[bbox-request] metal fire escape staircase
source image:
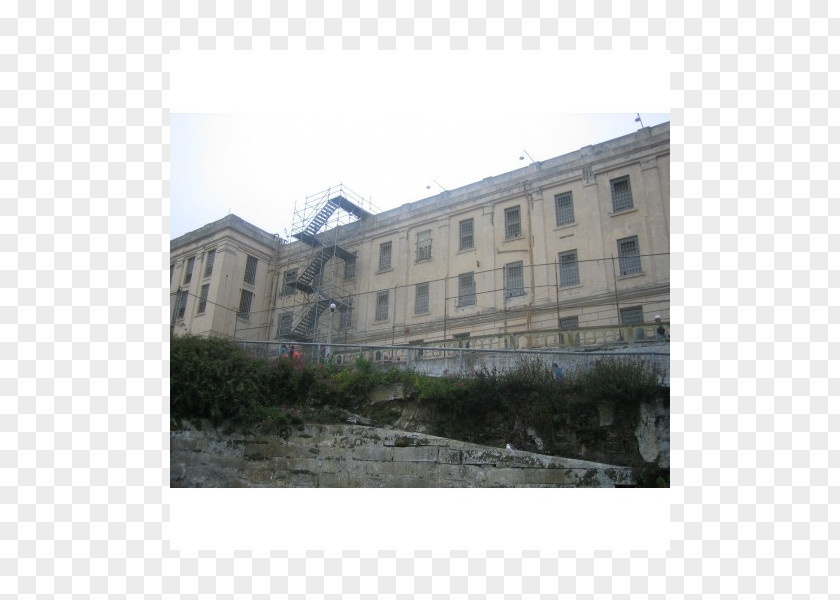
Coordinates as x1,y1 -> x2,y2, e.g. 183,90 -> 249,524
289,192 -> 371,339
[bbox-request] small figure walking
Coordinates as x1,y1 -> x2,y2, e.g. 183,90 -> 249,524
289,345 -> 300,360
280,344 -> 289,357
552,362 -> 563,382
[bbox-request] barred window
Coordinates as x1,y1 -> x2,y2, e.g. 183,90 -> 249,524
379,241 -> 392,271
415,282 -> 429,314
277,312 -> 293,337
505,206 -> 522,239
339,300 -> 353,329
558,250 -> 580,287
244,255 -> 258,284
416,230 -> 432,261
344,255 -> 356,279
505,261 -> 525,298
459,219 -> 474,251
203,249 -> 216,278
174,289 -> 188,319
237,289 -> 253,320
282,269 -> 298,295
554,192 -> 575,226
183,256 -> 195,285
197,284 -> 210,313
375,290 -> 389,321
617,236 -> 642,276
560,316 -> 579,330
620,305 -> 644,325
458,273 -> 476,307
611,175 -> 634,212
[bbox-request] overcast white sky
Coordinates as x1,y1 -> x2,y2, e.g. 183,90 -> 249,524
169,51 -> 670,240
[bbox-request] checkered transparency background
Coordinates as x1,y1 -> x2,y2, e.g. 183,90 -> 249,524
2,0 -> 837,598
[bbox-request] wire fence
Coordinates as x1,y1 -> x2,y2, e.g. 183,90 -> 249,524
236,340 -> 670,386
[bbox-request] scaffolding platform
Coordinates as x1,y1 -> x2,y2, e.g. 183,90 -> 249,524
280,185 -> 378,342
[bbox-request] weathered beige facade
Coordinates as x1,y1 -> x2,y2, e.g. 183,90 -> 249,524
171,122 -> 670,348
170,215 -> 281,341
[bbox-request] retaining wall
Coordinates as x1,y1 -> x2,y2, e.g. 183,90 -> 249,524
170,423 -> 635,488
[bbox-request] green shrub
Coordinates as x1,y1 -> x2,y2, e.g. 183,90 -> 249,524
565,358 -> 664,432
328,356 -> 382,406
568,358 -> 664,404
170,335 -> 272,424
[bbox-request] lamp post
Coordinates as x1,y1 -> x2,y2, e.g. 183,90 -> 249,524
326,302 -> 336,358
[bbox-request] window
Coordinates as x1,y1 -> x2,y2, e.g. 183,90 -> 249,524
339,300 -> 353,329
237,289 -> 254,320
170,264 -> 174,284
459,218 -> 474,251
416,230 -> 432,261
277,312 -> 293,337
375,290 -> 389,321
196,284 -> 209,313
174,289 -> 188,319
203,249 -> 216,278
244,255 -> 258,284
504,261 -> 525,298
505,206 -> 522,239
558,250 -> 580,287
620,306 -> 644,325
554,192 -> 575,226
415,282 -> 429,314
611,175 -> 634,212
452,332 -> 471,348
344,255 -> 356,279
458,273 -> 476,307
282,269 -> 298,295
183,256 -> 195,285
379,241 -> 392,271
560,316 -> 579,330
617,236 -> 642,276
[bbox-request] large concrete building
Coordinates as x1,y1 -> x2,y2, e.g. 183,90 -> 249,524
170,122 -> 670,350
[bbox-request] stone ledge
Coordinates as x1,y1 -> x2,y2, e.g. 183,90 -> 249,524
171,423 -> 636,487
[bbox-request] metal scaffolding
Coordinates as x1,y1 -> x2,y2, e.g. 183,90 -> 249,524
281,184 -> 376,342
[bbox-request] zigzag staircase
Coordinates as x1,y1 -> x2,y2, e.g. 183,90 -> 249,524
292,295 -> 351,338
288,191 -> 370,340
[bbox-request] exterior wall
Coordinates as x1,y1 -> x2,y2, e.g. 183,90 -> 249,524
171,123 -> 670,348
170,215 -> 280,340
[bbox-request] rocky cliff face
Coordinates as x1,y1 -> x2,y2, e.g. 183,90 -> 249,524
170,423 -> 636,488
362,387 -> 670,472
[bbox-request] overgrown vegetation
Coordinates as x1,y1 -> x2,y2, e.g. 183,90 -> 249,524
171,336 -> 668,485
170,336 -> 402,433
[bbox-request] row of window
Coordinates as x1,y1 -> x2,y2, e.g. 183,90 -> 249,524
371,260 -> 526,323
275,234 -> 642,326
174,250 -> 259,288
185,237 -> 641,325
552,306 -> 649,331
274,304 -> 646,339
369,208 -> 519,272
174,285 -> 253,321
394,176 -> 634,266
172,251 -> 260,321
276,176 -> 635,293
556,235 -> 643,287
178,249 -> 218,286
